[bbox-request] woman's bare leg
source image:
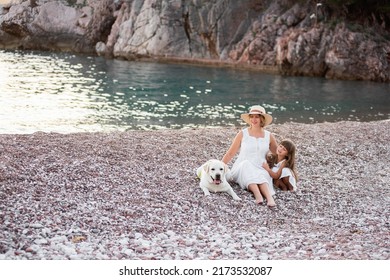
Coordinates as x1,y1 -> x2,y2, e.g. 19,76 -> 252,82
248,184 -> 263,204
259,183 -> 276,207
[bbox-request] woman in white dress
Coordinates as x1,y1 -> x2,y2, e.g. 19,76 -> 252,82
222,105 -> 277,207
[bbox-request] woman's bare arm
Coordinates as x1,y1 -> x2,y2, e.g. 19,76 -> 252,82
222,131 -> 243,164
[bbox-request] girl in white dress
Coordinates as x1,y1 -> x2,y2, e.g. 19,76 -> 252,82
222,105 -> 278,207
263,139 -> 297,191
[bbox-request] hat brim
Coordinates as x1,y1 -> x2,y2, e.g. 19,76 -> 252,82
241,112 -> 273,126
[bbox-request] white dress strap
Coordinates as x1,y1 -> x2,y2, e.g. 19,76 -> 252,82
264,130 -> 270,141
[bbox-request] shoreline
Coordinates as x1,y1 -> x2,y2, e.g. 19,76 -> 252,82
0,120 -> 389,260
124,54 -> 281,75
1,117 -> 390,135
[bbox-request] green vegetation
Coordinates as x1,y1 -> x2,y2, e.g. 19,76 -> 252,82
321,0 -> 390,19
309,0 -> 390,37
63,0 -> 86,8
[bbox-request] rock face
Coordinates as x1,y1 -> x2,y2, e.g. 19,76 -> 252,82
0,0 -> 115,52
1,0 -> 389,82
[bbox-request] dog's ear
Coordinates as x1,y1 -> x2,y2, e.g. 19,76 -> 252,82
203,161 -> 211,174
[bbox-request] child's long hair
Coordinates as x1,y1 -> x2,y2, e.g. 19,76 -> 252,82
280,139 -> 298,180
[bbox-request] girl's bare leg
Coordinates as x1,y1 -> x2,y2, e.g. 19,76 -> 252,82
282,177 -> 294,191
259,183 -> 276,207
248,184 -> 263,204
275,179 -> 288,191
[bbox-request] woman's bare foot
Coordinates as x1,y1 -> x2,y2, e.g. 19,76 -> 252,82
255,198 -> 264,204
249,184 -> 264,205
267,197 -> 276,208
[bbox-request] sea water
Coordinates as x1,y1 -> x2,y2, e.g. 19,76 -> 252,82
0,50 -> 389,133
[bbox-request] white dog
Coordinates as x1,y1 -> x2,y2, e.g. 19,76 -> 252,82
196,159 -> 241,200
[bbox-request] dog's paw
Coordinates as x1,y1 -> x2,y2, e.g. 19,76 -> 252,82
233,197 -> 242,201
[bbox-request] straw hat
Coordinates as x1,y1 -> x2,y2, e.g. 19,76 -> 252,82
240,105 -> 273,126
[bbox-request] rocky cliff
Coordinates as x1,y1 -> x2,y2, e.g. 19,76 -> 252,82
1,0 -> 389,82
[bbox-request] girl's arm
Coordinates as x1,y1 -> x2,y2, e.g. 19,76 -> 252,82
262,160 -> 286,179
222,131 -> 243,164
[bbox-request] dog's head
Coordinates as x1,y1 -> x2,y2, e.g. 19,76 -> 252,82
203,159 -> 228,185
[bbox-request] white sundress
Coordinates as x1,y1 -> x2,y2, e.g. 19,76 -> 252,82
228,128 -> 275,196
271,159 -> 297,191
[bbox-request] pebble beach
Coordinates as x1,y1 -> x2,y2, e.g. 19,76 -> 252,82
0,120 -> 389,260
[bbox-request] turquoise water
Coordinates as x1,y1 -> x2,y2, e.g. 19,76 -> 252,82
1,50 -> 389,133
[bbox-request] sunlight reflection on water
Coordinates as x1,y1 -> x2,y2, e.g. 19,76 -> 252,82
0,50 -> 389,133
